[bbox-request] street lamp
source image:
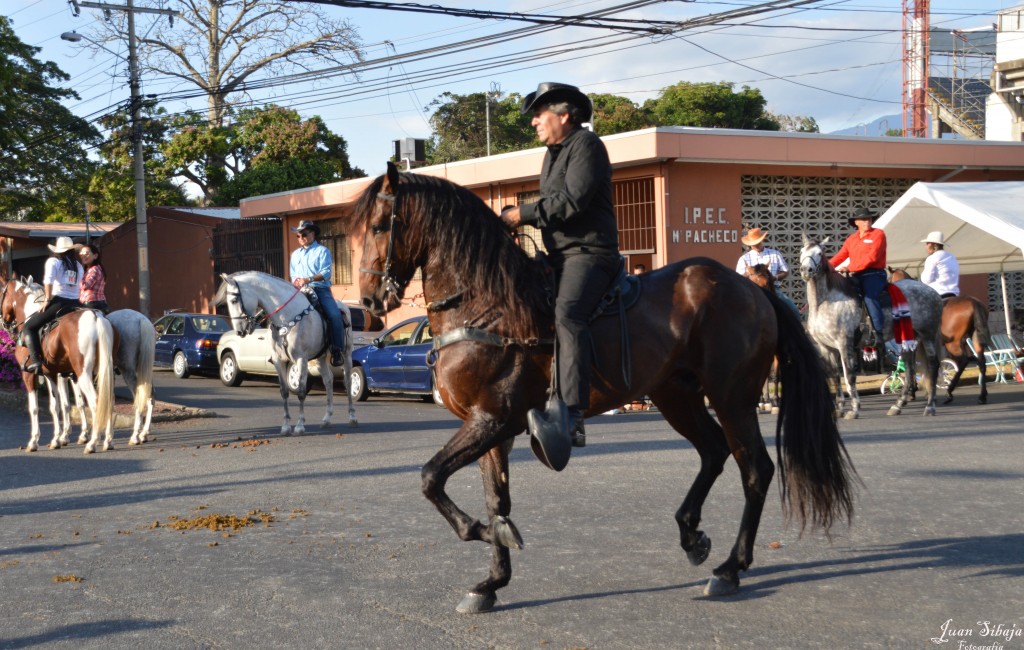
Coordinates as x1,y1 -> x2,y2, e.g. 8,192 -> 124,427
61,25 -> 152,316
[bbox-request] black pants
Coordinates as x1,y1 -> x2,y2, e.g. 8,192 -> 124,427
551,250 -> 621,412
23,297 -> 82,357
84,300 -> 110,314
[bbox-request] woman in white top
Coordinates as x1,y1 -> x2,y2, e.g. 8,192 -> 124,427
920,231 -> 960,299
21,236 -> 84,372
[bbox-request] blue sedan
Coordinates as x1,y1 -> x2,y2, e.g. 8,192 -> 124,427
349,316 -> 443,406
153,313 -> 232,379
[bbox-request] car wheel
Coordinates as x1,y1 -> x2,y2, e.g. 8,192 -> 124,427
219,352 -> 243,387
287,363 -> 317,394
173,351 -> 190,379
350,366 -> 369,402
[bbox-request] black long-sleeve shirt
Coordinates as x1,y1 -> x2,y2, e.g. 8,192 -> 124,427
518,127 -> 619,256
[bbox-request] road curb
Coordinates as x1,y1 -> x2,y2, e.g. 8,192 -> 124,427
0,387 -> 216,426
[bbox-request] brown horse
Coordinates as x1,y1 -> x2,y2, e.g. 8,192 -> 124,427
747,264 -> 781,414
355,162 -> 856,612
889,267 -> 991,404
1,276 -> 116,453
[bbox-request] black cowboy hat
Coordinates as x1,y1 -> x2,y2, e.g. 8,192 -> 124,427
520,82 -> 593,123
847,207 -> 879,227
290,219 -> 321,236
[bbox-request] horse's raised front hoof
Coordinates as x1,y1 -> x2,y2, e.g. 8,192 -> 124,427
687,531 -> 712,566
703,574 -> 739,597
456,591 -> 497,614
886,405 -> 902,416
491,516 -> 524,550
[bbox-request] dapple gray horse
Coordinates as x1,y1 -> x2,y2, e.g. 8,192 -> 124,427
800,234 -> 944,416
65,309 -> 156,447
215,271 -> 357,434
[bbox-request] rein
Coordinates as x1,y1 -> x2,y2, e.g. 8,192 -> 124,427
359,192 -> 406,305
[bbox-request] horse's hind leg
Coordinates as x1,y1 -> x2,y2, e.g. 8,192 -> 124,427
457,441 -> 517,614
648,389 -> 729,570
702,394 -> 775,596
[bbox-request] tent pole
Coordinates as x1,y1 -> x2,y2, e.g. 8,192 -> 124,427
1000,271 -> 1012,334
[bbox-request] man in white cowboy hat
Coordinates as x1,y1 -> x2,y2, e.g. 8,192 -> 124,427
920,230 -> 959,299
21,236 -> 84,373
289,219 -> 346,366
735,226 -> 799,315
499,82 -> 620,468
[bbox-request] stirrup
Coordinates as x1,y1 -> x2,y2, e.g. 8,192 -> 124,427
527,398 -> 571,471
22,358 -> 41,373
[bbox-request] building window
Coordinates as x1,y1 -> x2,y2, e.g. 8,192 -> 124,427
319,218 -> 352,285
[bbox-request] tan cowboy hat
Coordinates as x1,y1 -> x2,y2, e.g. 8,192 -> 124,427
741,227 -> 768,246
921,231 -> 946,246
520,82 -> 593,123
48,236 -> 78,254
847,206 -> 879,226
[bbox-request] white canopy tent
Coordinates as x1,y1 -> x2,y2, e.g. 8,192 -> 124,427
873,181 -> 1024,334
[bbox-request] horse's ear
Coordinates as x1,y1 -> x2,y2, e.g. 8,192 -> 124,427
385,161 -> 400,193
821,236 -> 831,245
801,231 -> 809,246
220,273 -> 230,282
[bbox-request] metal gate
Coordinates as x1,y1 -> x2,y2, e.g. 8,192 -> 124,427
212,217 -> 284,278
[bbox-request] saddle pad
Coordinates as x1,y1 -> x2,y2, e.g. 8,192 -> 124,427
590,273 -> 642,321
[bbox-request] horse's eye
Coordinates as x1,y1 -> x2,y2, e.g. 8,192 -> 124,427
371,223 -> 388,235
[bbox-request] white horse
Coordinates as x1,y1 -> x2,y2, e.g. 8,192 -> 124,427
1,277 -> 115,453
799,235 -> 864,420
801,234 -> 944,417
66,309 -> 156,446
215,271 -> 357,434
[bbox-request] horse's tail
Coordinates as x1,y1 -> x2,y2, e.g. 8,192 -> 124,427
134,315 -> 156,414
971,299 -> 993,351
92,314 -> 116,435
768,291 -> 857,535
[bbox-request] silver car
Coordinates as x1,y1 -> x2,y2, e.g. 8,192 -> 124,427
217,301 -> 386,390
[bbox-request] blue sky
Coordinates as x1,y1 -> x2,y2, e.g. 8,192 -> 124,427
7,0 -> 1018,179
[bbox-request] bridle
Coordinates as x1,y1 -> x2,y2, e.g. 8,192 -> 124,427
359,191 -> 408,305
223,280 -> 262,336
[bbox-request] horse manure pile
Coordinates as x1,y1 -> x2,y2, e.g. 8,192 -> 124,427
52,575 -> 83,583
158,509 -> 277,533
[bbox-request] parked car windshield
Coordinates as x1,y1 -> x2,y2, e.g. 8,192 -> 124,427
190,316 -> 231,333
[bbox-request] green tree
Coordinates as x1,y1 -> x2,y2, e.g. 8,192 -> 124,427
644,82 -> 781,130
590,93 -> 650,136
426,91 -> 534,164
209,105 -> 363,205
0,16 -> 99,220
83,99 -> 191,221
89,0 -> 363,199
774,114 -> 820,133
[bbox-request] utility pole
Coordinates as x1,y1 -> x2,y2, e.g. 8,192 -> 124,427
69,0 -> 178,316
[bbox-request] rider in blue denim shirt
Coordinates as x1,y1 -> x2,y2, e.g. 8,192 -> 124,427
289,220 -> 345,366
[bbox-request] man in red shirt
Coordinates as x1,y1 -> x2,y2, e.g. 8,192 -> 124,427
830,206 -> 888,347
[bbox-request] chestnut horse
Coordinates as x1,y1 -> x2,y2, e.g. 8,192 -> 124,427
1,276 -> 115,453
889,267 -> 991,404
355,162 -> 855,612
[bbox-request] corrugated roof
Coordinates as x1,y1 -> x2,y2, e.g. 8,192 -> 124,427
0,221 -> 121,239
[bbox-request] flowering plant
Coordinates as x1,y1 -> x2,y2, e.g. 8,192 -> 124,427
0,329 -> 24,390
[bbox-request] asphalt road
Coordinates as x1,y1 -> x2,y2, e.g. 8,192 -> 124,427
1,370 -> 1022,649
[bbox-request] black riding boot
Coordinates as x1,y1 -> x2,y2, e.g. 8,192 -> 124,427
874,331 -> 886,373
22,331 -> 42,373
330,347 -> 343,367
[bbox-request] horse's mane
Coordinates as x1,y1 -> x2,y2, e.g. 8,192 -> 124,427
212,271 -> 291,306
354,172 -> 551,335
747,264 -> 776,294
806,240 -> 860,299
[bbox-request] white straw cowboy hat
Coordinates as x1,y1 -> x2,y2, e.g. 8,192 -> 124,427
520,82 -> 593,123
47,236 -> 78,254
741,227 -> 769,246
921,231 -> 946,246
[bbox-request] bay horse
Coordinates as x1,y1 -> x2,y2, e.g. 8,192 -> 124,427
746,264 -> 780,414
1,276 -> 116,453
214,271 -> 356,434
801,236 -> 944,416
61,309 -> 157,447
889,267 -> 991,405
354,162 -> 855,611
